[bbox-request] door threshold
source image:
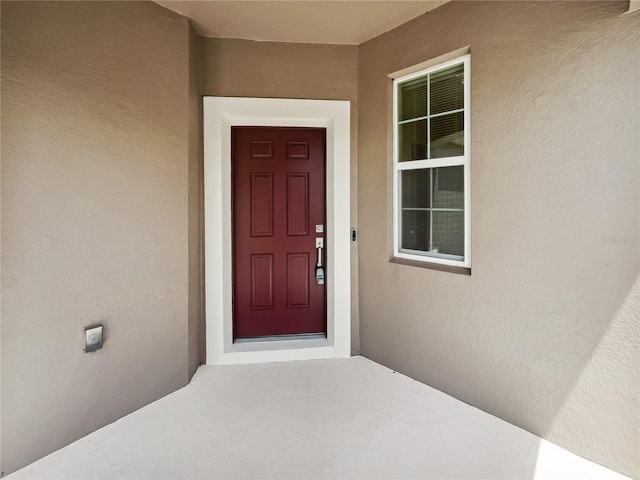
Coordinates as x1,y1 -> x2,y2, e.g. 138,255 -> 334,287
235,333 -> 326,344
222,334 -> 333,364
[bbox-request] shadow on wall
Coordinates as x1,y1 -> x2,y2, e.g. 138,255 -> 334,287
541,275 -> 640,475
471,6 -> 640,473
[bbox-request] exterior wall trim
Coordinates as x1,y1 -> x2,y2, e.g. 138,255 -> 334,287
203,97 -> 351,365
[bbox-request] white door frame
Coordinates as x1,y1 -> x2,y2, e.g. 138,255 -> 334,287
203,97 -> 351,365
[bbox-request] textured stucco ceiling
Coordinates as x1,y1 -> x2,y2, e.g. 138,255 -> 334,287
155,1 -> 449,45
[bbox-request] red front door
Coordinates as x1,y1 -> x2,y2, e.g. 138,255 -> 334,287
232,127 -> 326,339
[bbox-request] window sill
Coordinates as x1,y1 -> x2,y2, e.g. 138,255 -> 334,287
389,256 -> 471,276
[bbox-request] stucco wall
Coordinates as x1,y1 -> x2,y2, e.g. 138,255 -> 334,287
1,1 -> 201,475
188,24 -> 205,378
358,1 -> 639,477
202,38 -> 361,353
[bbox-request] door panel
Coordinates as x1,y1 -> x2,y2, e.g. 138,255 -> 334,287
286,173 -> 309,236
233,127 -> 326,338
287,253 -> 310,309
250,173 -> 274,237
250,254 -> 274,310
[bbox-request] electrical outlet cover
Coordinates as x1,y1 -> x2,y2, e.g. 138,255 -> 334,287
85,325 -> 103,352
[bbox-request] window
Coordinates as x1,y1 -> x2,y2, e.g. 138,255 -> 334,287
393,54 -> 470,268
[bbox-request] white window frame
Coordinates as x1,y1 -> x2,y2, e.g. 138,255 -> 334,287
392,54 -> 471,268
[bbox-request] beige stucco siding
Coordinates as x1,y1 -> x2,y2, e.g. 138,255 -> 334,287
188,24 -> 205,378
1,1 -> 201,475
358,1 -> 639,477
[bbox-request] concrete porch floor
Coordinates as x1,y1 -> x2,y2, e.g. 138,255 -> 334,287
7,357 -> 627,479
